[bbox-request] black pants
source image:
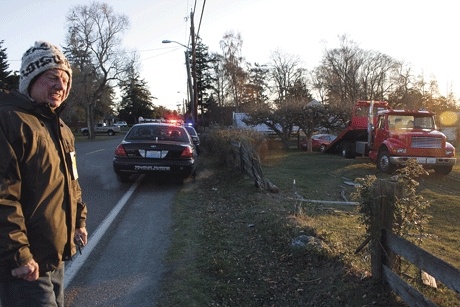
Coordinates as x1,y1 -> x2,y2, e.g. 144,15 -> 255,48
0,264 -> 64,307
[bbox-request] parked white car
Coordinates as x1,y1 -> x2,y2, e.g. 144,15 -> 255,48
114,121 -> 128,127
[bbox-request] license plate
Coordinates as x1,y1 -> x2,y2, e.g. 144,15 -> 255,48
145,150 -> 168,158
426,158 -> 436,164
146,150 -> 161,158
416,157 -> 426,163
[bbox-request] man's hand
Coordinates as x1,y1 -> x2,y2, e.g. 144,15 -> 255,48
75,227 -> 88,246
11,259 -> 39,281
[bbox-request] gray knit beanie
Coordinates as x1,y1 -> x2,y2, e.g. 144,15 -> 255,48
19,41 -> 72,100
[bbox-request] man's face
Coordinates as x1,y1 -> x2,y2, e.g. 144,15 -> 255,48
29,69 -> 70,109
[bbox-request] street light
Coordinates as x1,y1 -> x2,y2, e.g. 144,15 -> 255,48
161,39 -> 189,50
162,39 -> 197,126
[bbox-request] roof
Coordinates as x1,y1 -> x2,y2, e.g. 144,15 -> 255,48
133,122 -> 179,127
380,109 -> 434,116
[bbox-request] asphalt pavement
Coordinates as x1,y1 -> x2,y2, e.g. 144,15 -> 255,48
63,136 -> 176,306
65,175 -> 176,306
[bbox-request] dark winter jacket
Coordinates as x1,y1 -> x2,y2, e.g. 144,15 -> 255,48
0,90 -> 87,281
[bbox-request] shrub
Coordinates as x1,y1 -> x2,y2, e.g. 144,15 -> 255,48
352,159 -> 431,243
206,126 -> 268,165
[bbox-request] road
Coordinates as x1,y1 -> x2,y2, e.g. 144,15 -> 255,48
64,136 -> 178,306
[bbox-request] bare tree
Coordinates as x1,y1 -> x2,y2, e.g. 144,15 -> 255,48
387,64 -> 451,111
243,51 -> 313,150
313,34 -> 400,116
269,50 -> 306,105
220,31 -> 247,110
316,35 -> 364,110
240,62 -> 270,110
209,52 -> 228,107
310,66 -> 328,104
359,50 -> 399,99
65,2 -> 129,138
244,99 -> 302,150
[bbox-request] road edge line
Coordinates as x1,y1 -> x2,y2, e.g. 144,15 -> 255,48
64,174 -> 144,288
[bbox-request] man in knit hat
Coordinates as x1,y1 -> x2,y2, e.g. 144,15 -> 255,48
0,41 -> 88,306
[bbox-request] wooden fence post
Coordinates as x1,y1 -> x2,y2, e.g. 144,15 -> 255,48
370,180 -> 384,280
370,179 -> 403,280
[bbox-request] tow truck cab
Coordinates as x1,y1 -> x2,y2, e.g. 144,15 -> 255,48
369,109 -> 456,174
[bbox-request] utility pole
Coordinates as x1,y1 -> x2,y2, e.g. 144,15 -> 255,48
190,10 -> 198,127
161,39 -> 194,124
184,50 -> 194,122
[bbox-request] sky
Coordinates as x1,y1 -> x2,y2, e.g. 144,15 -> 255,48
2,0 -> 459,111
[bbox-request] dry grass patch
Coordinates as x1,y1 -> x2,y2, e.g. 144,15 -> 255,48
158,147 -> 459,306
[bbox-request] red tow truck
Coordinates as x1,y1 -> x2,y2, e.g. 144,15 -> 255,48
324,100 -> 457,175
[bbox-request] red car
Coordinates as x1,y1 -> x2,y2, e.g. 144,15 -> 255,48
300,134 -> 336,152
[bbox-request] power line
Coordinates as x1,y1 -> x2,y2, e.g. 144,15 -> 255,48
136,47 -> 177,53
141,48 -> 183,61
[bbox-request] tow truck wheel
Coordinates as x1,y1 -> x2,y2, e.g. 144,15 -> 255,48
341,142 -> 355,159
377,150 -> 396,174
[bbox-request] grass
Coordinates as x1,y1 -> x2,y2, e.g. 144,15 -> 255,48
157,146 -> 460,306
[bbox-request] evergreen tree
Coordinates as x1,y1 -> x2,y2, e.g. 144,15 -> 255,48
195,37 -> 214,118
118,66 -> 156,125
0,40 -> 9,81
0,40 -> 19,91
240,62 -> 270,110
